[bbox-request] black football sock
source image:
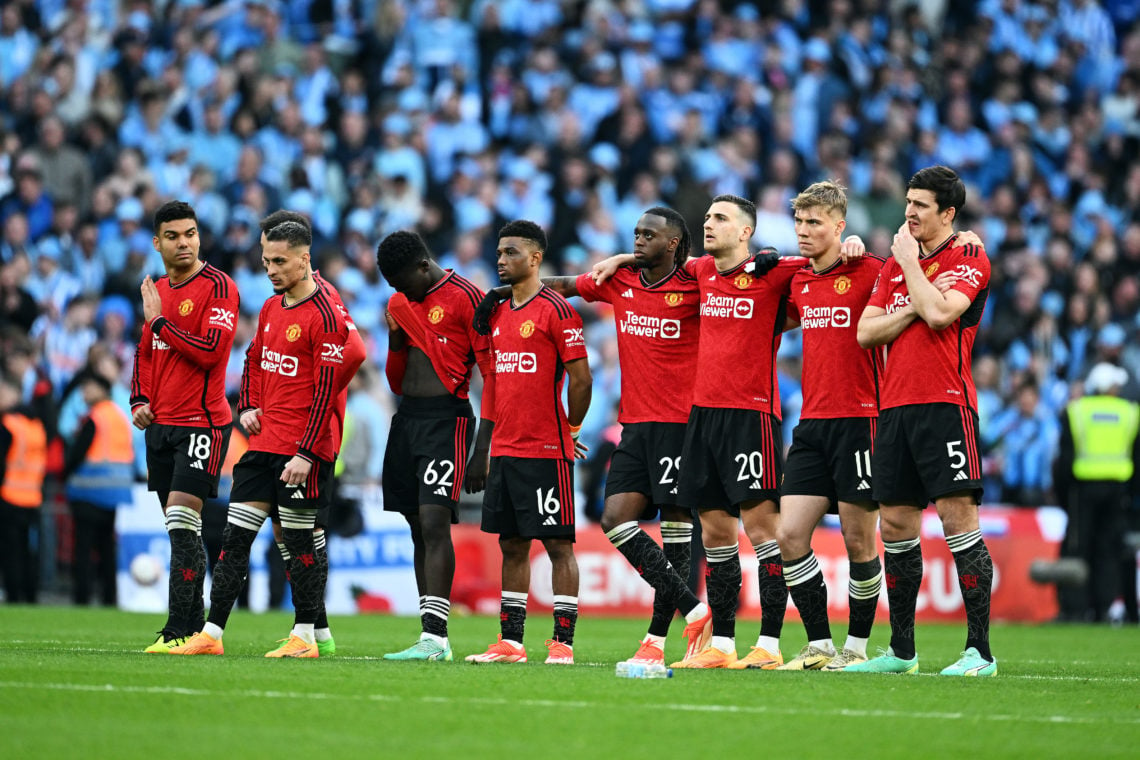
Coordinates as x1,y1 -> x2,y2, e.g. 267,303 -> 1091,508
606,522 -> 699,638
754,541 -> 787,640
847,557 -> 883,641
205,504 -> 266,629
500,591 -> 527,643
552,595 -> 578,645
704,543 -> 741,639
785,551 -> 831,644
884,538 -> 923,660
947,530 -> 994,661
165,506 -> 206,637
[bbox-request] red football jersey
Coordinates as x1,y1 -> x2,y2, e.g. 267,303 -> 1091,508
131,263 -> 239,428
385,270 -> 493,403
238,287 -> 349,462
686,254 -> 804,416
788,256 -> 885,419
866,235 -> 990,410
576,265 -> 700,424
488,287 -> 587,460
314,271 -> 367,456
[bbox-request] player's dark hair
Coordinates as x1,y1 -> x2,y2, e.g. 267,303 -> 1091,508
908,165 -> 966,216
710,194 -> 757,230
644,205 -> 691,268
259,209 -> 311,234
264,220 -> 311,249
498,219 -> 547,253
376,230 -> 430,279
152,200 -> 197,234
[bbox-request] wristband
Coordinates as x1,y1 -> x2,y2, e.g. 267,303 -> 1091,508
569,424 -> 582,441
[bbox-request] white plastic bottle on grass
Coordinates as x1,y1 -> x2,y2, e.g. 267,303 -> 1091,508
615,662 -> 673,678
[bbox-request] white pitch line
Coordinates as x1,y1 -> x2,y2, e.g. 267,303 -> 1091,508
0,680 -> 1136,726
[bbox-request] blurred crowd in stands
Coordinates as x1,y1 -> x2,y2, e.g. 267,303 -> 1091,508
1,0 -> 1139,552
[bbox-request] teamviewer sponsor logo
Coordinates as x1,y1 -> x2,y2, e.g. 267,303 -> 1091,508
700,293 -> 754,319
801,305 -> 851,328
495,350 -> 537,373
886,292 -> 911,314
619,313 -> 682,339
261,346 -> 299,376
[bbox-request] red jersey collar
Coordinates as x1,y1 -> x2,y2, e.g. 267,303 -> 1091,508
920,233 -> 958,260
639,264 -> 683,289
426,269 -> 455,296
168,260 -> 207,289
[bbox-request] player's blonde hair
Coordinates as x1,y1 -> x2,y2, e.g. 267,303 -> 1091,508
791,181 -> 848,219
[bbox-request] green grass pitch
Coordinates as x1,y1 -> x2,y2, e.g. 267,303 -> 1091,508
1,607 -> 1137,759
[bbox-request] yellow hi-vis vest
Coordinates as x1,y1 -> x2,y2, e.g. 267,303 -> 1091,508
1068,395 -> 1140,482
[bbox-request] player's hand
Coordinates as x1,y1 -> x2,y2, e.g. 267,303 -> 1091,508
131,403 -> 154,430
891,223 -> 920,266
281,455 -> 312,486
473,290 -> 507,336
570,425 -> 589,460
385,309 -> 408,351
464,450 -> 490,493
750,246 -> 780,274
140,276 -> 162,322
932,272 -> 958,294
839,235 -> 866,261
590,253 -> 632,285
239,407 -> 262,435
956,229 -> 983,248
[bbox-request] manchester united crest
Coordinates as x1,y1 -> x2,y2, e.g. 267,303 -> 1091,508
519,320 -> 535,338
285,323 -> 302,342
178,299 -> 194,316
834,275 -> 852,294
925,262 -> 940,278
665,292 -> 684,307
733,272 -> 753,289
428,305 -> 445,324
